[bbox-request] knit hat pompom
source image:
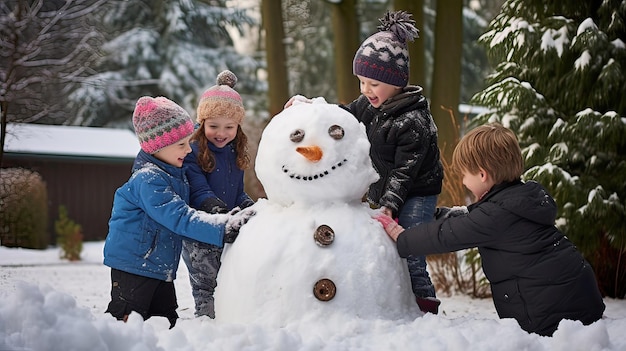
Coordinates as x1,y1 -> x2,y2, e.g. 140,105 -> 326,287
377,10 -> 419,44
197,70 -> 245,125
132,96 -> 194,154
216,70 -> 237,88
353,10 -> 419,87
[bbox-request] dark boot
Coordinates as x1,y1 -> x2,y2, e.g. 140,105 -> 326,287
416,296 -> 441,314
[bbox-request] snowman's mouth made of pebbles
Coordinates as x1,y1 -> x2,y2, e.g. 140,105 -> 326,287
281,158 -> 347,181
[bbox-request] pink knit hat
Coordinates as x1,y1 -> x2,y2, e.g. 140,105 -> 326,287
197,70 -> 245,124
132,96 -> 194,154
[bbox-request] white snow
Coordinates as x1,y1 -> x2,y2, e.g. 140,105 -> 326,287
549,142 -> 569,162
575,50 -> 592,70
577,18 -> 598,36
540,25 -> 570,57
2,102 -> 625,350
548,118 -> 566,138
5,123 -> 139,159
611,38 -> 625,49
1,242 -> 625,350
523,142 -> 541,160
488,18 -> 534,49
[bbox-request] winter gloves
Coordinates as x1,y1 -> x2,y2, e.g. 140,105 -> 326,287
374,212 -> 396,229
200,197 -> 229,214
239,198 -> 255,209
434,206 -> 468,220
224,206 -> 256,244
200,197 -> 256,244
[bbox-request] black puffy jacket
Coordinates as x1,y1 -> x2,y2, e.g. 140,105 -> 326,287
342,86 -> 443,216
396,180 -> 605,336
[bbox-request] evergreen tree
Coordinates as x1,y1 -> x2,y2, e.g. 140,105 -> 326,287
69,0 -> 262,128
472,0 -> 626,298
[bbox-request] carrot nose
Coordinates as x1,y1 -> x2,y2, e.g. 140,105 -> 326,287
296,145 -> 323,162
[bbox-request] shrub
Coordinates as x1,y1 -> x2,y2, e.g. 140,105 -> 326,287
55,205 -> 83,261
427,112 -> 491,298
0,168 -> 49,249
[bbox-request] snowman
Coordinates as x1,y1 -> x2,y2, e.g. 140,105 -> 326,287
214,99 -> 420,326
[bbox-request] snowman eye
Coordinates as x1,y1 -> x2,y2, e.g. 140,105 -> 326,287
328,125 -> 344,140
290,129 -> 305,143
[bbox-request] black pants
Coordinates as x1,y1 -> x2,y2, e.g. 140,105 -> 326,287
105,268 -> 179,329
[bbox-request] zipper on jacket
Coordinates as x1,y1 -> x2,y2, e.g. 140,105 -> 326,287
143,230 -> 158,259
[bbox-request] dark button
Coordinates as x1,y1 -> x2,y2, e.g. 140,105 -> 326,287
314,224 -> 335,247
313,278 -> 336,301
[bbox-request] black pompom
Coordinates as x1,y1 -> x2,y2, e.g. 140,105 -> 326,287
377,10 -> 419,44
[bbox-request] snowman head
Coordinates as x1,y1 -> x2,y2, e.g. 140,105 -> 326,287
255,101 -> 379,206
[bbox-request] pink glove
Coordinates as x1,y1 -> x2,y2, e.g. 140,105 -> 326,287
374,214 -> 395,229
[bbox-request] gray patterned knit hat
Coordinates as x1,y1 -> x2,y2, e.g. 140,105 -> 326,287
353,11 -> 419,87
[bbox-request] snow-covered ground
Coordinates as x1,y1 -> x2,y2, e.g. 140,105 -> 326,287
1,241 -> 625,351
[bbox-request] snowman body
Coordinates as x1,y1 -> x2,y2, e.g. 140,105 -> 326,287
214,101 -> 419,325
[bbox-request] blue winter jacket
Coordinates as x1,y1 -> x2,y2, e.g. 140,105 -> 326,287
184,141 -> 252,210
103,150 -> 225,282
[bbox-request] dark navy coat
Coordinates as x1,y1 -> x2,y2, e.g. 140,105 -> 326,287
184,141 -> 252,210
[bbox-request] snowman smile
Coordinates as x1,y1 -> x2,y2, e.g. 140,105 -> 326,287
281,158 -> 348,181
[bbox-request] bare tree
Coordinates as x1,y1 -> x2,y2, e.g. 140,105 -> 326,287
327,0 -> 360,104
262,0 -> 289,118
0,0 -> 105,166
429,0 -> 463,206
394,0 -> 426,94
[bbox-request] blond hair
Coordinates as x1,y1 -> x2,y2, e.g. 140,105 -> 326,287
452,122 -> 524,183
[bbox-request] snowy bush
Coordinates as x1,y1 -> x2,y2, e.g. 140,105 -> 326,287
0,168 -> 49,249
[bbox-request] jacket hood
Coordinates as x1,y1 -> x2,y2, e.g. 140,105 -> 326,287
480,180 -> 558,226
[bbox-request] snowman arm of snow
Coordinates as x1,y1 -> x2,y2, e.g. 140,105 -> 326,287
373,213 -> 405,242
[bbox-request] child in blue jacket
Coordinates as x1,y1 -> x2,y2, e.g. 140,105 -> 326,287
103,96 -> 251,328
182,70 -> 254,318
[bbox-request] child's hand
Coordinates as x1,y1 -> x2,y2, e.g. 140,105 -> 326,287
200,197 -> 228,214
380,206 -> 393,218
224,206 -> 256,243
284,95 -> 311,109
373,213 -> 405,242
374,213 -> 395,228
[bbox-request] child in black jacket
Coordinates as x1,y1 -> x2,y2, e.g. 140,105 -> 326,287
285,10 -> 444,314
375,122 -> 605,336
